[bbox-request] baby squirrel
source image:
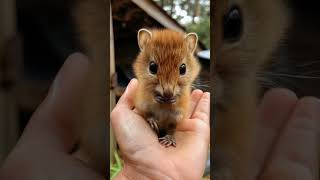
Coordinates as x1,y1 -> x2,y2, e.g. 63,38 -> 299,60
133,28 -> 201,147
213,0 -> 290,179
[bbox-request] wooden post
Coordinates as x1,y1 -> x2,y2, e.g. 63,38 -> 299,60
0,0 -> 19,163
109,4 -> 117,165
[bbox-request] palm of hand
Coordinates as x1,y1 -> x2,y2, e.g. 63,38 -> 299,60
111,80 -> 210,180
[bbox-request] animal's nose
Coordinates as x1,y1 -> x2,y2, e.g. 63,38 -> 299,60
154,87 -> 176,104
163,90 -> 174,99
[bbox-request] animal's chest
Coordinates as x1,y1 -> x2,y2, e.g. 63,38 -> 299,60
149,107 -> 182,123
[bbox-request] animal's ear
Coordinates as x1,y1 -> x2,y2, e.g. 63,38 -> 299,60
138,28 -> 152,51
185,32 -> 198,53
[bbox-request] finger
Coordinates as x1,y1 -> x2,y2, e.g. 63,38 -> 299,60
111,82 -> 159,153
260,97 -> 320,180
115,78 -> 138,110
191,92 -> 210,125
178,90 -> 203,130
187,89 -> 203,118
111,108 -> 159,153
254,88 -> 298,177
15,53 -> 91,152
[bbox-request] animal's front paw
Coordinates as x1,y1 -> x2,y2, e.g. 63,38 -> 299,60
147,117 -> 159,135
158,134 -> 176,147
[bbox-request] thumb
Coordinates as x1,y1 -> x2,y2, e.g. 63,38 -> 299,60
115,78 -> 139,110
18,53 -> 91,152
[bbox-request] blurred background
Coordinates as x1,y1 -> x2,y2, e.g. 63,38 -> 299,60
0,0 -> 82,165
153,0 -> 210,48
110,0 -> 210,179
1,0 -> 109,174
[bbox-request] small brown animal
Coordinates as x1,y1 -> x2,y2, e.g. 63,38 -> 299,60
133,28 -> 201,147
212,0 -> 290,179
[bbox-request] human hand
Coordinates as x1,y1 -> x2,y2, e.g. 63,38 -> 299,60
111,79 -> 210,180
0,53 -> 104,180
254,88 -> 320,180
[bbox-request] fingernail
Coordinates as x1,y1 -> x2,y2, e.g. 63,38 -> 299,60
263,88 -> 297,103
47,52 -> 90,99
124,78 -> 138,94
294,96 -> 320,124
192,89 -> 203,95
203,92 -> 210,99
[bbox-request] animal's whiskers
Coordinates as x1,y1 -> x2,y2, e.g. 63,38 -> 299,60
262,71 -> 320,79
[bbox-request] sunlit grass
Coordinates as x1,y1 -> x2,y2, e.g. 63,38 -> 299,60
110,151 -> 122,180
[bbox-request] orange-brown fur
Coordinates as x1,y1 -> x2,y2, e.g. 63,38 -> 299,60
133,29 -> 200,139
213,0 -> 290,179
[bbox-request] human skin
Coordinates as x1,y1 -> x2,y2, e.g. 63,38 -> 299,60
0,52 -> 318,180
0,53 -> 104,180
112,84 -> 320,180
111,79 -> 211,180
254,88 -> 320,180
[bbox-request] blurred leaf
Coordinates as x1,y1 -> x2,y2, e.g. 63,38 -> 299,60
186,16 -> 210,48
110,151 -> 123,180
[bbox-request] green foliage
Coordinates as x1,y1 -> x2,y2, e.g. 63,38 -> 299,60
110,151 -> 123,180
153,0 -> 210,49
186,16 -> 210,48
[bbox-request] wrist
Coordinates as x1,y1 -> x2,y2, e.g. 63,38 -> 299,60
114,165 -> 149,180
114,171 -> 129,180
114,163 -> 179,180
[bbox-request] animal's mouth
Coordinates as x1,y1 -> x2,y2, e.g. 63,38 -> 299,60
155,95 -> 176,104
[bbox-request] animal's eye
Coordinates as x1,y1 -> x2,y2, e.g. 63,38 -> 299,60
223,6 -> 242,42
149,61 -> 158,74
179,63 -> 186,75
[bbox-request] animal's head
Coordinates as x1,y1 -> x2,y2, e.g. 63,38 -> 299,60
133,28 -> 200,104
212,0 -> 290,106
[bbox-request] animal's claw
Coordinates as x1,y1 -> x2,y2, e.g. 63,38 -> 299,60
158,135 -> 176,147
147,118 -> 159,135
